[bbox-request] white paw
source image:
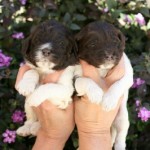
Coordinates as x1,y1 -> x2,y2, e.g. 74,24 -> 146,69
16,124 -> 31,137
87,84 -> 104,104
30,122 -> 41,136
101,92 -> 119,111
75,78 -> 86,96
27,85 -> 48,106
17,80 -> 37,96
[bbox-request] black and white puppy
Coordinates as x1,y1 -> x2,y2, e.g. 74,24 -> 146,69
16,20 -> 78,136
74,21 -> 133,150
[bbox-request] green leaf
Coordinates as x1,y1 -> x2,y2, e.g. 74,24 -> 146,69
63,13 -> 71,23
74,14 -> 86,21
140,7 -> 150,17
106,0 -> 117,10
70,23 -> 80,30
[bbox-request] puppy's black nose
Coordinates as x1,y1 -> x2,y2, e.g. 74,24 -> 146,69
42,48 -> 51,56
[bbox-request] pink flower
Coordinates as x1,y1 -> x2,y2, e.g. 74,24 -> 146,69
132,78 -> 145,88
124,15 -> 132,24
2,129 -> 16,143
11,110 -> 25,123
135,13 -> 146,26
19,0 -> 27,5
19,61 -> 25,67
12,32 -> 24,39
138,107 -> 150,122
0,50 -> 12,67
135,100 -> 140,107
102,7 -> 109,13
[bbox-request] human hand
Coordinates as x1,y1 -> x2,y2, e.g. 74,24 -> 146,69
101,55 -> 125,111
74,59 -> 124,150
32,101 -> 74,150
15,66 -> 75,150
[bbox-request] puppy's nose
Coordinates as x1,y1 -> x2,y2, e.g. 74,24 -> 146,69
106,55 -> 114,61
42,48 -> 51,56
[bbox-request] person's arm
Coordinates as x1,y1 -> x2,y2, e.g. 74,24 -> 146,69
15,66 -> 75,150
74,58 -> 125,150
32,101 -> 74,150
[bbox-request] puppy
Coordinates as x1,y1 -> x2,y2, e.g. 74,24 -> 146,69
74,21 -> 133,150
15,20 -> 78,136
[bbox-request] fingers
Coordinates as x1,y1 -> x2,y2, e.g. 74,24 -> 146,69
105,55 -> 125,86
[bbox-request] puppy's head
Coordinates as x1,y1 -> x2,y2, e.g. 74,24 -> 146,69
76,21 -> 125,69
22,20 -> 78,71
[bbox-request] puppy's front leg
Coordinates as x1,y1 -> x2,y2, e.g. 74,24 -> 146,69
16,69 -> 39,96
27,66 -> 75,109
101,54 -> 133,111
75,77 -> 104,104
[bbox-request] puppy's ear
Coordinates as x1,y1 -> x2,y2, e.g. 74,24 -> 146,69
118,31 -> 125,51
66,35 -> 78,65
75,28 -> 86,41
21,25 -> 38,56
21,36 -> 31,56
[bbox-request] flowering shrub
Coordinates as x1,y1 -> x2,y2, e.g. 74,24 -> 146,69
0,0 -> 150,149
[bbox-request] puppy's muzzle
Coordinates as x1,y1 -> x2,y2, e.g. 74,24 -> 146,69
42,48 -> 51,57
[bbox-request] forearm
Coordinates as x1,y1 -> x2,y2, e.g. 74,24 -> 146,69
78,132 -> 112,150
32,129 -> 66,150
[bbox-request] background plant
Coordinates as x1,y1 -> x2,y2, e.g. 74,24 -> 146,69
0,0 -> 150,149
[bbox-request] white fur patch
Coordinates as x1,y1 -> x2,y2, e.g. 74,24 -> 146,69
38,43 -> 52,50
16,70 -> 39,96
75,77 -> 104,104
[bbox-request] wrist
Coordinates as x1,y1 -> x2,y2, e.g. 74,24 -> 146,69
32,130 -> 65,150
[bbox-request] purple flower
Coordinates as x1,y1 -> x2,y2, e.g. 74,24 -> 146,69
0,50 -> 12,67
12,32 -> 24,39
11,110 -> 25,123
102,7 -> 109,13
135,100 -> 141,107
2,129 -> 16,143
135,13 -> 146,26
19,61 -> 25,67
132,78 -> 145,88
19,0 -> 27,5
124,15 -> 132,24
138,107 -> 150,122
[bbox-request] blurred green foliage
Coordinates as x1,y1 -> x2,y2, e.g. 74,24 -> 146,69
0,0 -> 150,149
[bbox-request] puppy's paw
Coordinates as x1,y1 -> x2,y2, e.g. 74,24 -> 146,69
17,80 -> 37,96
27,85 -> 48,106
16,125 -> 31,137
75,78 -> 86,96
87,84 -> 104,104
101,91 -> 119,111
30,122 -> 41,136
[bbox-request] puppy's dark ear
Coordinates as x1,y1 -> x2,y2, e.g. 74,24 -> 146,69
21,25 -> 38,56
66,36 -> 78,64
21,36 -> 31,56
75,28 -> 86,41
118,31 -> 125,50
